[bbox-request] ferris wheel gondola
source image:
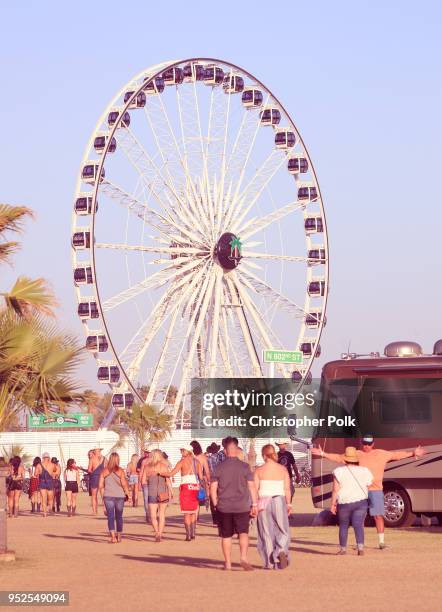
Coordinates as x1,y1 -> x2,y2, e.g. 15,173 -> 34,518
71,58 -> 329,426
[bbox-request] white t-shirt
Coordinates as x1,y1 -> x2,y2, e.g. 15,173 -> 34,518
333,465 -> 373,504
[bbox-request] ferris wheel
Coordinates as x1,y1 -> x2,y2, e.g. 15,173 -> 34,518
71,58 -> 329,425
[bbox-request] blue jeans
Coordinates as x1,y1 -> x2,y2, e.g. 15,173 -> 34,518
141,484 -> 149,520
103,496 -> 124,533
337,499 -> 368,547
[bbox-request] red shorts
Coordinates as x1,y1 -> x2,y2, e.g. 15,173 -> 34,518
179,483 -> 199,513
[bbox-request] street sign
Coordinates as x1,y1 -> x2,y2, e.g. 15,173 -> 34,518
28,413 -> 94,429
263,349 -> 303,364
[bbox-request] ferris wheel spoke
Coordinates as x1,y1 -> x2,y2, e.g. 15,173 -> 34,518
241,252 -> 307,263
102,258 -> 204,311
145,306 -> 181,405
124,290 -> 175,379
143,95 -> 187,195
99,180 -> 180,237
115,126 -> 170,196
172,268 -> 217,416
163,181 -> 211,240
229,151 -> 288,233
176,82 -> 205,182
126,262 -> 210,383
238,200 -> 305,240
207,267 -> 224,377
217,330 -> 234,377
156,264 -> 215,413
238,268 -> 308,318
223,92 -> 271,219
95,242 -> 208,256
116,125 -> 194,227
224,276 -> 262,376
231,272 -> 288,377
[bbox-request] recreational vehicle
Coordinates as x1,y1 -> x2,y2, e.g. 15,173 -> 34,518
311,340 -> 442,527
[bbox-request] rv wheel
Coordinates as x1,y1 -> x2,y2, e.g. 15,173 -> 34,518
383,486 -> 415,528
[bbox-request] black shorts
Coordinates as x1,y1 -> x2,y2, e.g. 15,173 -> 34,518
217,511 -> 250,538
65,482 -> 79,493
9,480 -> 23,492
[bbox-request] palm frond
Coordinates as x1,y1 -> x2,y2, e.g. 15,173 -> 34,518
2,276 -> 58,318
0,205 -> 34,235
0,242 -> 20,265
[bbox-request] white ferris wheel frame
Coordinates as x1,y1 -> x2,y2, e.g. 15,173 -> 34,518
71,57 -> 330,425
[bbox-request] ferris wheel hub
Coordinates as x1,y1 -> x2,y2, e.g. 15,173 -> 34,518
215,232 -> 242,270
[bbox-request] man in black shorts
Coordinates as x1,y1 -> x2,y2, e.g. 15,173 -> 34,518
210,437 -> 258,571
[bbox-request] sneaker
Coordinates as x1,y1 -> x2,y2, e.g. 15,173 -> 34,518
358,549 -> 364,556
379,542 -> 387,550
336,549 -> 346,555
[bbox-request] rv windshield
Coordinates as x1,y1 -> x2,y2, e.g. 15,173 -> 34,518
317,377 -> 442,437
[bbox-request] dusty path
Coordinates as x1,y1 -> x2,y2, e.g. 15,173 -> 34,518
1,490 -> 441,611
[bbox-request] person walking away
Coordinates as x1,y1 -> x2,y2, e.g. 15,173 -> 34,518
330,446 -> 373,555
159,446 -> 202,541
312,435 -> 426,549
138,451 -> 151,523
144,449 -> 173,542
206,443 -> 222,525
51,458 -> 62,513
210,437 -> 258,571
126,454 -> 139,507
254,444 -> 292,569
99,452 -> 130,543
276,441 -> 301,501
65,459 -> 80,516
7,456 -> 24,518
40,453 -> 56,517
190,440 -> 211,523
29,456 -> 42,513
88,448 -> 106,515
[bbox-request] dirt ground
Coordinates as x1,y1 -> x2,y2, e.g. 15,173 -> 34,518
1,489 -> 441,612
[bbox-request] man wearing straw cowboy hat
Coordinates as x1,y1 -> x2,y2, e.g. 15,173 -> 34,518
329,446 -> 373,555
312,435 -> 426,549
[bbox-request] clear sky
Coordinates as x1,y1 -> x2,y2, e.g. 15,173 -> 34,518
1,0 -> 441,390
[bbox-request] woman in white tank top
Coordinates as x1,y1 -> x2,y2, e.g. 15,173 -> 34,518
253,444 -> 292,569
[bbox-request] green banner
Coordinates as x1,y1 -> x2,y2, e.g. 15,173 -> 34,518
28,413 -> 94,429
263,349 -> 303,364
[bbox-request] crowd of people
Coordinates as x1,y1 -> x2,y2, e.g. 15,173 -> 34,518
4,435 -> 424,569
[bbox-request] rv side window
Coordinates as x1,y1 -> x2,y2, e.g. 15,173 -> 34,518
379,393 -> 431,423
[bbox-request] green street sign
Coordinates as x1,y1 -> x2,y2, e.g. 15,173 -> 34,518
263,349 -> 303,364
28,413 -> 94,429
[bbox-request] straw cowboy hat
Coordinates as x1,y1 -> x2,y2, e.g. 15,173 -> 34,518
343,446 -> 359,463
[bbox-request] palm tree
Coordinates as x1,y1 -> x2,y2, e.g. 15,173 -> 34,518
1,444 -> 32,465
0,204 -> 33,265
0,203 -> 85,431
119,403 -> 173,453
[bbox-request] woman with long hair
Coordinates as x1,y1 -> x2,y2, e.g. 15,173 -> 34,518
159,447 -> 203,541
7,456 -> 24,518
29,456 -> 42,513
144,449 -> 173,542
65,458 -> 80,517
254,444 -> 292,570
98,452 -> 130,543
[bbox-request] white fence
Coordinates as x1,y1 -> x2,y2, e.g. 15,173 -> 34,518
0,430 -> 309,476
